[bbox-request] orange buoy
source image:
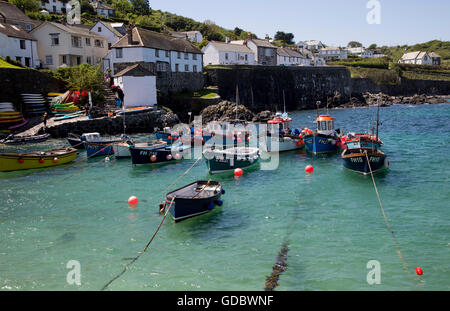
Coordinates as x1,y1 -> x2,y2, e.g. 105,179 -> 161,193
150,155 -> 157,162
234,168 -> 243,176
305,165 -> 314,174
128,196 -> 138,205
416,267 -> 423,276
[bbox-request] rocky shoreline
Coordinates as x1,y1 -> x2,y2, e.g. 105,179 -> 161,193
339,93 -> 449,109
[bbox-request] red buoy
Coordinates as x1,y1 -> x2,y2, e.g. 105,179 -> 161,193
39,158 -> 45,164
100,148 -> 105,153
128,196 -> 138,205
305,165 -> 314,174
234,168 -> 243,177
18,158 -> 24,164
416,267 -> 423,276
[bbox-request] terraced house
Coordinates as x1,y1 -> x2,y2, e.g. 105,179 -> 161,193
0,22 -> 39,68
30,21 -> 108,69
107,26 -> 203,75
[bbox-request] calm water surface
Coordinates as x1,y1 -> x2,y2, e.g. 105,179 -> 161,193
0,104 -> 449,291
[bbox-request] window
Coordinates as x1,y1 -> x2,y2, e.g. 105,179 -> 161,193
184,52 -> 188,60
108,43 -> 111,50
175,64 -> 179,72
19,40 -> 26,50
71,36 -> 82,48
165,50 -> 169,57
245,54 -> 248,61
50,34 -> 59,46
26,24 -> 31,31
25,57 -> 30,67
185,64 -> 189,71
177,51 -> 181,59
16,56 -> 22,63
94,39 -> 103,47
76,56 -> 81,65
62,55 -> 67,64
193,54 -> 197,60
155,49 -> 159,57
98,27 -> 101,32
87,56 -> 92,65
225,53 -> 229,60
45,55 -> 53,65
193,65 -> 197,72
116,48 -> 123,58
85,38 -> 91,46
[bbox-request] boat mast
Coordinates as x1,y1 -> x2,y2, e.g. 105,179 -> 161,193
235,84 -> 239,122
283,90 -> 286,114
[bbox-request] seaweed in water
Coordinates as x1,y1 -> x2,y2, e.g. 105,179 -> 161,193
264,242 -> 289,291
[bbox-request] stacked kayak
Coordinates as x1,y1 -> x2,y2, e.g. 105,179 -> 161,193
0,103 -> 28,130
21,94 -> 47,116
50,91 -> 80,114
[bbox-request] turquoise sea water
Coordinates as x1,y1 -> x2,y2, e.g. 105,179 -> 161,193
0,103 -> 449,291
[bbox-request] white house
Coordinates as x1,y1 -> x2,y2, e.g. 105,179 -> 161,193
40,0 -> 67,14
90,20 -> 123,50
304,40 -> 324,51
106,26 -> 203,75
30,21 -> 109,69
0,22 -> 39,67
170,30 -> 203,43
276,47 -> 310,66
113,63 -> 157,107
312,55 -> 326,66
398,51 -> 433,65
231,36 -> 277,66
90,1 -> 115,17
202,41 -> 255,66
0,0 -> 40,31
319,46 -> 347,61
347,47 -> 373,58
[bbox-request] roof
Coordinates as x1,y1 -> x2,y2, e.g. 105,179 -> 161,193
316,115 -> 336,121
277,47 -> 305,58
91,20 -> 123,38
112,27 -> 203,54
429,52 -> 441,58
114,63 -> 155,77
320,46 -> 341,51
91,2 -> 114,10
171,30 -> 201,37
0,0 -> 34,23
207,41 -> 253,53
30,21 -> 108,39
250,38 -> 277,49
400,51 -> 429,61
0,22 -> 35,40
305,40 -> 323,46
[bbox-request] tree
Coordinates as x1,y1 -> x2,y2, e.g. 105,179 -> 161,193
234,27 -> 243,37
80,0 -> 96,15
368,44 -> 377,50
348,41 -> 363,48
112,0 -> 133,14
274,31 -> 294,45
130,0 -> 150,15
9,0 -> 40,12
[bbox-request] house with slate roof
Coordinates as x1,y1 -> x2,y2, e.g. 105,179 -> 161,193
202,41 -> 255,66
0,22 -> 39,67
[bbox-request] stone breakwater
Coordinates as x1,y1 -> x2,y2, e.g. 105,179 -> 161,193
340,93 -> 449,109
37,110 -> 179,138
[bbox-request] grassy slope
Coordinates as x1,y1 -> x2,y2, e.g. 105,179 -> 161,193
0,58 -> 23,69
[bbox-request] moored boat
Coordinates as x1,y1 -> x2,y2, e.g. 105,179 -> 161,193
129,142 -> 187,165
203,146 -> 260,174
342,148 -> 389,175
164,180 -> 224,222
262,112 -> 304,152
303,115 -> 340,154
81,133 -> 129,157
0,148 -> 78,172
1,133 -> 51,145
113,140 -> 167,158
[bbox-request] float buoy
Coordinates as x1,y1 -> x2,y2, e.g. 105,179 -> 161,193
18,158 -> 24,164
39,158 -> 45,164
166,154 -> 173,161
416,267 -> 423,276
234,168 -> 243,176
128,196 -> 138,205
100,148 -> 105,153
305,165 -> 314,174
53,157 -> 59,163
150,155 -> 157,162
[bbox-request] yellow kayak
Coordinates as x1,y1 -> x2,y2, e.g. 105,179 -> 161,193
0,112 -> 20,116
48,93 -> 63,96
0,148 -> 78,172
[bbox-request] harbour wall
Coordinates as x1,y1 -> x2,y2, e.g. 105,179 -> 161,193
203,65 -> 450,112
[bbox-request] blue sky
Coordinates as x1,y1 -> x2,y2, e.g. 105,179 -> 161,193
149,0 -> 449,47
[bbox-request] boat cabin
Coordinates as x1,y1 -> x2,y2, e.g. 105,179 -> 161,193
315,115 -> 336,135
81,133 -> 102,142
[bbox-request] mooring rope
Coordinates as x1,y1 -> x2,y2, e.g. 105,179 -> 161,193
101,196 -> 176,291
364,151 -> 415,284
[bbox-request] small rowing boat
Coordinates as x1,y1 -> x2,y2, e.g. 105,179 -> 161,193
1,133 -> 50,145
0,148 -> 77,172
203,146 -> 260,174
164,180 -> 224,222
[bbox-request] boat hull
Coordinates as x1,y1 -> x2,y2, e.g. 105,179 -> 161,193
304,135 -> 338,154
84,142 -> 117,157
262,136 -> 304,152
342,150 -> 389,175
0,148 -> 77,172
129,146 -> 184,165
166,181 -> 223,222
3,133 -> 50,145
204,148 -> 260,174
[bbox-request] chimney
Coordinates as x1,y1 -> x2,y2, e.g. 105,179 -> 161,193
225,37 -> 230,44
127,22 -> 135,45
265,34 -> 270,41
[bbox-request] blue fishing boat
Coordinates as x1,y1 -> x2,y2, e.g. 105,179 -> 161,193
302,115 -> 339,154
129,142 -> 188,165
82,133 -> 129,158
203,146 -> 260,174
164,180 -> 224,222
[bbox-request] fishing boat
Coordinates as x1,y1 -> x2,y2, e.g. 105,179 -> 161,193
129,142 -> 187,165
1,133 -> 51,145
66,133 -> 87,149
113,140 -> 167,158
302,115 -> 340,154
164,180 -> 224,222
262,112 -> 304,152
116,106 -> 154,115
0,148 -> 77,172
203,146 -> 260,174
341,102 -> 389,175
82,133 -> 129,158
